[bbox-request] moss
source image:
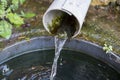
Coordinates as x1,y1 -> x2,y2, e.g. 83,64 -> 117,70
48,14 -> 64,34
80,16 -> 120,54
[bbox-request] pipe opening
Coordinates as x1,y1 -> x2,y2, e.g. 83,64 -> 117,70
43,10 -> 80,38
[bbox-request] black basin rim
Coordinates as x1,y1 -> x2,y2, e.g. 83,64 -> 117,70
0,36 -> 120,73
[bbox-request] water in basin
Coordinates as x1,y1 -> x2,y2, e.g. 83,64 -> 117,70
0,50 -> 119,80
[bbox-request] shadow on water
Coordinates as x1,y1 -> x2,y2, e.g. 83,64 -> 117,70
0,50 -> 119,80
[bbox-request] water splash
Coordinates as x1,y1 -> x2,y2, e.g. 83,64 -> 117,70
50,36 -> 67,80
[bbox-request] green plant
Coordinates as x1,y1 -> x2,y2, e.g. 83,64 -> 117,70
103,43 -> 113,53
0,0 -> 35,39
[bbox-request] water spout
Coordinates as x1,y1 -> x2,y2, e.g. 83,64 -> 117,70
43,0 -> 91,38
43,0 -> 91,80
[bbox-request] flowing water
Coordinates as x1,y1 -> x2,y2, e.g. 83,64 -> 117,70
49,13 -> 77,80
50,37 -> 67,80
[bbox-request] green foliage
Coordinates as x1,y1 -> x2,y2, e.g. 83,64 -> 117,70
0,0 -> 36,39
7,13 -> 24,27
103,44 -> 113,53
21,11 -> 36,18
0,0 -> 7,18
0,21 -> 12,39
19,0 -> 26,5
11,0 -> 19,10
11,0 -> 25,10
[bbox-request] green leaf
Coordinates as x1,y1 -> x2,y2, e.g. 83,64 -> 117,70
11,0 -> 19,10
0,2 -> 5,18
7,13 -> 24,27
0,21 -> 12,39
103,44 -> 113,54
19,0 -> 26,5
22,12 -> 36,18
6,7 -> 12,13
11,0 -> 26,10
0,9 -> 4,18
1,0 -> 7,8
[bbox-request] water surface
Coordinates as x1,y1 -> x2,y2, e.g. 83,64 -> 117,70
0,50 -> 119,80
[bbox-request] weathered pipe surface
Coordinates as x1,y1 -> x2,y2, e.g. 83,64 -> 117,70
0,36 -> 119,73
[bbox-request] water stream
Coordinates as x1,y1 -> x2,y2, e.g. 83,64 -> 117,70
49,12 -> 77,80
50,36 -> 67,80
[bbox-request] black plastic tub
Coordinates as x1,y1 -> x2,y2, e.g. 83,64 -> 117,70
0,36 -> 120,79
